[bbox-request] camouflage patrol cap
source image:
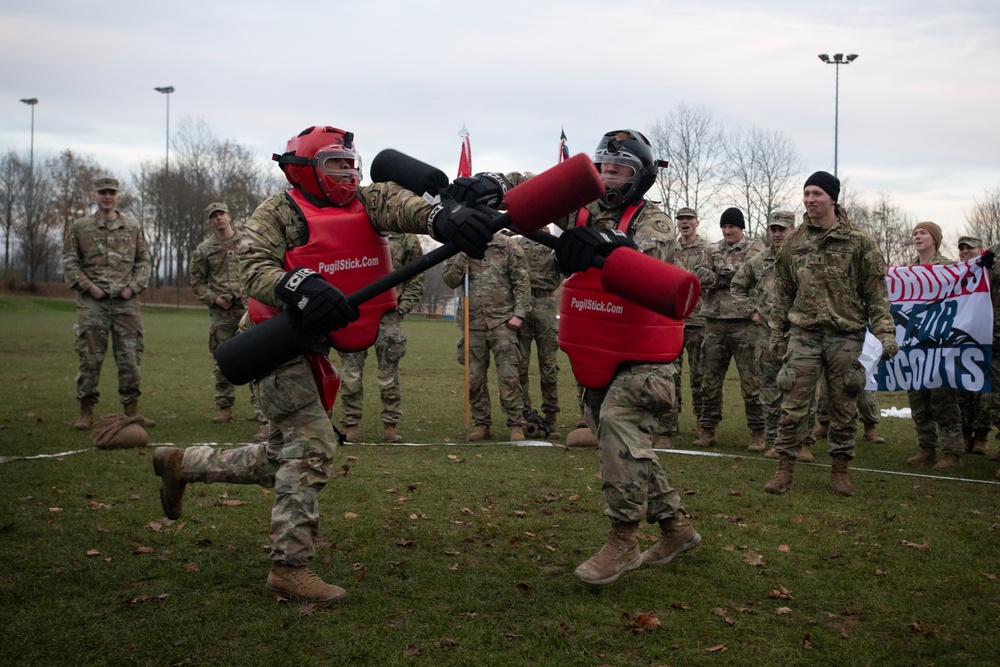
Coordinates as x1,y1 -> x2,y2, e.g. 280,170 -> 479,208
675,207 -> 698,218
93,177 -> 120,192
205,202 -> 229,219
769,210 -> 796,228
957,235 -> 983,249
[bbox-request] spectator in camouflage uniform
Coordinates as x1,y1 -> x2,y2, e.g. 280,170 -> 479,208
765,171 -> 897,497
63,177 -> 155,430
658,207 -> 709,447
154,124 -> 495,603
904,221 -> 966,470
692,208 -> 765,450
731,210 -> 795,457
190,201 -> 268,441
337,232 -> 424,444
954,235 -> 991,456
514,230 -> 563,438
442,232 -> 530,442
811,380 -> 886,446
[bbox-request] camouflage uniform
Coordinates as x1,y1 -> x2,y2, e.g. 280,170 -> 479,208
770,209 -> 894,459
337,233 -> 424,429
63,208 -> 151,406
695,236 -> 765,432
178,183 -> 431,567
442,233 -> 530,430
906,250 -> 964,456
514,234 -> 562,417
190,227 -> 262,419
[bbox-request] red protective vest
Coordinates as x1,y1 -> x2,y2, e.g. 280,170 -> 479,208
558,205 -> 684,390
249,189 -> 396,353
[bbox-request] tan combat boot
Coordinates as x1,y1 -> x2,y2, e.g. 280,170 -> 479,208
798,445 -> 815,463
468,425 -> 491,442
153,446 -> 187,520
574,519 -> 642,585
655,434 -> 674,449
811,422 -> 829,440
212,406 -> 234,424
764,454 -> 795,494
509,426 -> 526,442
641,510 -> 702,565
73,401 -> 95,431
972,430 -> 990,456
763,447 -> 779,460
692,427 -> 717,447
747,429 -> 765,452
266,563 -> 346,602
565,426 -> 598,449
124,401 -> 156,428
932,453 -> 962,470
382,423 -> 403,443
343,425 -> 360,442
545,412 -> 561,439
253,422 -> 270,443
863,423 -> 886,444
830,454 -> 855,496
906,447 -> 936,466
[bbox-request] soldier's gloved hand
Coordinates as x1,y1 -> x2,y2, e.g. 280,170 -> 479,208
555,226 -> 637,275
274,267 -> 359,332
427,199 -> 494,259
878,333 -> 900,360
978,249 -> 995,270
445,172 -> 507,210
768,330 -> 788,359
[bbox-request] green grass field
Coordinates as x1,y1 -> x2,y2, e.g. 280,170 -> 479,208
1,295 -> 998,666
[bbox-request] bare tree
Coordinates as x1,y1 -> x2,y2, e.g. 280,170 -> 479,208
647,104 -> 727,218
723,126 -> 802,239
14,168 -> 56,284
0,152 -> 26,274
847,190 -> 914,267
965,187 -> 1000,249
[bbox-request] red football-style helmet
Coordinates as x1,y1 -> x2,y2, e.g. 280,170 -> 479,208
273,126 -> 362,205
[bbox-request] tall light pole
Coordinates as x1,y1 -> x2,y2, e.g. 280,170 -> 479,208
19,98 -> 38,173
817,53 -> 858,178
153,86 -> 174,172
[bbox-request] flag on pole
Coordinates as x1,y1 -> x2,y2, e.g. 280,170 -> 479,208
458,124 -> 472,178
558,127 -> 570,163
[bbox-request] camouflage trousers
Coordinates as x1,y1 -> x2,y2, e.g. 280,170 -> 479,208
814,376 -> 880,426
582,362 -> 683,524
958,390 -> 991,435
179,355 -> 338,566
73,294 -> 144,405
517,295 -> 560,415
700,319 -> 763,430
907,388 -> 964,455
209,305 -> 263,421
774,328 -> 866,460
458,324 -> 525,428
337,311 -> 406,427
662,325 -> 705,434
757,344 -> 782,448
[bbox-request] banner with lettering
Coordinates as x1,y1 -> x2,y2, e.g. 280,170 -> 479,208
866,258 -> 992,392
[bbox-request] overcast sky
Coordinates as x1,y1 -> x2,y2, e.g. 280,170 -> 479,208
2,0 -> 998,244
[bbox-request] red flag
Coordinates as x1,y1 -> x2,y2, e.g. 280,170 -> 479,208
558,128 -> 570,164
457,124 -> 472,178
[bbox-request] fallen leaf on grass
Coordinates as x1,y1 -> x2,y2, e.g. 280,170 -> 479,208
133,546 -> 154,555
625,611 -> 661,633
743,550 -> 765,566
185,562 -> 199,573
706,644 -> 727,653
984,573 -> 997,581
768,586 -> 794,600
900,540 -> 931,552
776,607 -> 793,615
48,507 -> 63,513
122,595 -> 151,605
669,602 -> 691,611
214,499 -> 246,507
396,538 -> 414,548
875,568 -> 889,576
343,512 -> 358,519
299,603 -> 317,616
802,632 -> 813,649
89,501 -> 113,510
435,637 -> 459,648
86,549 -> 100,557
404,645 -> 420,656
147,520 -> 163,532
777,544 -> 790,552
447,454 -> 464,463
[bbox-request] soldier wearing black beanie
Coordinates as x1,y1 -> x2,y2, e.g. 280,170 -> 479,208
720,207 -> 745,229
804,171 -> 840,202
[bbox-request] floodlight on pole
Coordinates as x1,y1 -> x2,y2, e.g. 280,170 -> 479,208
19,98 -> 38,173
816,53 -> 859,177
154,86 -> 174,172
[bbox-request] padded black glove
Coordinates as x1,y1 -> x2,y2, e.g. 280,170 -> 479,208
274,267 -> 359,332
555,226 -> 637,275
979,249 -> 995,270
427,199 -> 494,259
445,172 -> 507,210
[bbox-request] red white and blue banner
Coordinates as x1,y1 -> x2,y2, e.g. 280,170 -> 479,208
457,124 -> 472,178
866,257 -> 992,392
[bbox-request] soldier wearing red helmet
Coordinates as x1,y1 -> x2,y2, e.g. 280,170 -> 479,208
154,125 -> 494,603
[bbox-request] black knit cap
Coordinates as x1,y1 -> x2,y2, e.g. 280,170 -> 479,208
720,207 -> 745,229
804,170 -> 840,202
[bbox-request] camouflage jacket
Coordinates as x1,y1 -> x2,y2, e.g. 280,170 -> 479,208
387,232 -> 425,315
770,210 -> 893,338
694,236 -> 762,320
190,229 -> 246,307
63,210 -> 151,297
676,234 -> 710,327
442,232 -> 531,330
909,250 -> 955,267
238,184 -> 432,311
515,234 -> 561,294
730,244 -> 779,323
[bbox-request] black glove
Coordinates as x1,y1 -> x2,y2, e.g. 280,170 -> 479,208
555,226 -> 637,275
274,267 -> 359,332
427,199 -> 494,259
445,172 -> 507,210
979,249 -> 995,270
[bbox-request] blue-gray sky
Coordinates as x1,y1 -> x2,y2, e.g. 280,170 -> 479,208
2,0 -> 998,243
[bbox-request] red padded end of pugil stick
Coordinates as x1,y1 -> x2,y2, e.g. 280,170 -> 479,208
600,248 -> 701,319
504,153 -> 604,233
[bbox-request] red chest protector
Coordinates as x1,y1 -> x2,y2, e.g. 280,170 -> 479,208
558,205 -> 684,390
249,189 -> 396,353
